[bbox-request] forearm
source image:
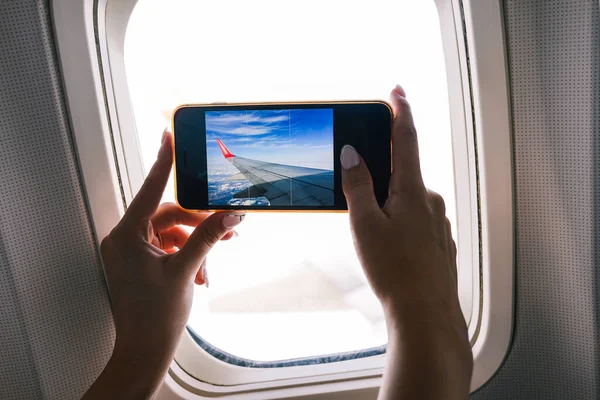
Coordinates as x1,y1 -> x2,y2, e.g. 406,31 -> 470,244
82,342 -> 171,400
378,312 -> 473,400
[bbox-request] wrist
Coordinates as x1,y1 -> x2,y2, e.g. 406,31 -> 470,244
383,294 -> 466,331
384,320 -> 474,398
82,347 -> 167,400
107,342 -> 171,398
383,300 -> 471,359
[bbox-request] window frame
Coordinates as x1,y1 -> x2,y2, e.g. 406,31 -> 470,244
52,0 -> 513,396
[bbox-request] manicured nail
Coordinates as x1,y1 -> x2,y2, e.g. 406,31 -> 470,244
202,267 -> 209,288
395,84 -> 406,98
222,213 -> 246,229
157,130 -> 171,158
341,145 -> 360,170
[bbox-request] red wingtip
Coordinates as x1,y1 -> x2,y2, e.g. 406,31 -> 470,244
216,139 -> 235,159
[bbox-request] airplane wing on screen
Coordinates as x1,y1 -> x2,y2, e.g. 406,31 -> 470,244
216,139 -> 334,206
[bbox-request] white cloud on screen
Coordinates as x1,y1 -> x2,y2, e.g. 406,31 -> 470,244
224,126 -> 272,135
205,135 -> 281,143
209,113 -> 289,125
207,111 -> 290,136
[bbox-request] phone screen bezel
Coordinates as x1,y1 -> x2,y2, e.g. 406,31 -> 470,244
172,101 -> 392,212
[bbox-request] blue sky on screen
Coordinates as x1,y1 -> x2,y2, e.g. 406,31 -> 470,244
206,109 -> 334,170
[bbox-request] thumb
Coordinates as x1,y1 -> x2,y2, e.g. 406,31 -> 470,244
170,211 -> 246,280
341,145 -> 380,218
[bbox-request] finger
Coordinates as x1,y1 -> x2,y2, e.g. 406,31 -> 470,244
172,211 -> 246,280
222,230 -> 236,241
159,226 -> 190,250
428,189 -> 450,251
389,86 -> 425,194
152,203 -> 210,232
427,189 -> 446,217
445,218 -> 458,289
393,84 -> 406,98
446,219 -> 457,259
340,145 -> 381,220
125,130 -> 173,223
153,222 -> 234,249
194,259 -> 208,286
188,232 -> 235,288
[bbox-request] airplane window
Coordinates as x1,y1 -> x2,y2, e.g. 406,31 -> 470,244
124,0 -> 460,363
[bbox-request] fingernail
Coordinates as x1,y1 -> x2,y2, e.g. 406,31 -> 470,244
158,130 -> 171,158
395,84 -> 406,98
203,267 -> 209,288
161,128 -> 170,144
222,213 -> 246,229
341,145 -> 360,170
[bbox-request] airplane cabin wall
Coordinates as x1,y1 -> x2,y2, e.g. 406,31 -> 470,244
472,0 -> 600,398
0,1 -> 115,399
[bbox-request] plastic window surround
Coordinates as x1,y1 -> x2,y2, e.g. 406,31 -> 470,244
52,0 -> 513,397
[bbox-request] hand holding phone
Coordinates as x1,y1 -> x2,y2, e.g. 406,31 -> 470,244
173,101 -> 392,211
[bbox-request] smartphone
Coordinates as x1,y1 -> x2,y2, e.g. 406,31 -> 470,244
172,101 -> 392,211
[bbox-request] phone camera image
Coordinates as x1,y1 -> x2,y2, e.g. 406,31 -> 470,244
206,109 -> 334,207
175,102 -> 391,211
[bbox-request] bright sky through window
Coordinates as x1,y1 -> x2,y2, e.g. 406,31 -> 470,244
125,0 -> 457,361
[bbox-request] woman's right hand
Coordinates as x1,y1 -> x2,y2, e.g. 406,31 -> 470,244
341,85 -> 472,399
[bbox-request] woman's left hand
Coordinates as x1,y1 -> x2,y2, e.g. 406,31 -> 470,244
84,130 -> 245,399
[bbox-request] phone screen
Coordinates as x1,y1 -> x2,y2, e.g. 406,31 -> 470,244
173,103 -> 391,211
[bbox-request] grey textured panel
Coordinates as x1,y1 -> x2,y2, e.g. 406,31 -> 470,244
473,0 -> 600,398
0,1 -> 115,399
